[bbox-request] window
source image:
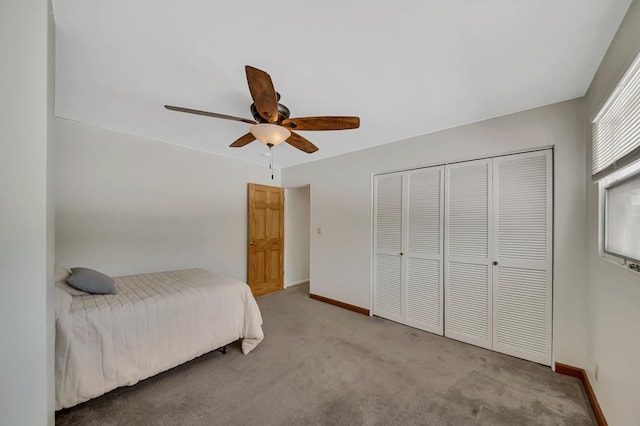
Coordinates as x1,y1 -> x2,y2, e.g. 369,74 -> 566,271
603,168 -> 640,263
593,50 -> 640,268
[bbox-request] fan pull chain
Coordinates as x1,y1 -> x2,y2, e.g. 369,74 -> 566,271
269,144 -> 274,180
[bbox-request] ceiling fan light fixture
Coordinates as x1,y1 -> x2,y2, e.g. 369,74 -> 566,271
166,66 -> 357,154
250,123 -> 290,146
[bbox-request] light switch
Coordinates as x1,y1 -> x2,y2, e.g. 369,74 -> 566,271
317,226 -> 322,235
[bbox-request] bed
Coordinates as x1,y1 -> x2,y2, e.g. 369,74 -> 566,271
54,267 -> 264,410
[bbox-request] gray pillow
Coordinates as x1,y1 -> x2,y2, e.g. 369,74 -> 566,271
66,267 -> 117,295
55,264 -> 90,296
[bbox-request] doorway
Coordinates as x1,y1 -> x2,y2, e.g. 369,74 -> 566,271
284,185 -> 310,289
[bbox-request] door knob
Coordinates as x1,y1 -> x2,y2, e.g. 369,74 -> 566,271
249,241 -> 256,246
492,261 -> 498,266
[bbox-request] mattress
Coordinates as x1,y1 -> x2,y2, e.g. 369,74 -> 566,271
55,268 -> 264,410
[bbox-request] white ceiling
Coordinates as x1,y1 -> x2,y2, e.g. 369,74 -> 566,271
53,0 -> 631,168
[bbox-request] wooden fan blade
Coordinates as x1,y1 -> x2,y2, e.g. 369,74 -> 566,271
165,105 -> 257,124
229,132 -> 256,147
286,131 -> 319,153
245,66 -> 279,122
281,116 -> 360,131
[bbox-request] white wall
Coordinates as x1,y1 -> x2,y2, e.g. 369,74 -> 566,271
0,0 -> 52,424
53,118 -> 279,281
282,99 -> 587,367
47,0 -> 56,421
284,186 -> 310,287
584,2 -> 640,424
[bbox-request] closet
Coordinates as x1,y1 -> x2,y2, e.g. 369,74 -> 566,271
373,149 -> 552,365
374,166 -> 444,335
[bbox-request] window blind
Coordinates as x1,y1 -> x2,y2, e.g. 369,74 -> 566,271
592,51 -> 640,181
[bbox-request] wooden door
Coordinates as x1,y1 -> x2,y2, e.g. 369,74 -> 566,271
248,183 -> 284,296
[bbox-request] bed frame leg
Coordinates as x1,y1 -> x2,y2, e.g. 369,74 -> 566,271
217,345 -> 227,355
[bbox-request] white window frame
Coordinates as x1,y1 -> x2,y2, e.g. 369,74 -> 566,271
598,160 -> 640,269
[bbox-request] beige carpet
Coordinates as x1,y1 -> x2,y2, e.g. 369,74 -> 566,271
56,283 -> 595,425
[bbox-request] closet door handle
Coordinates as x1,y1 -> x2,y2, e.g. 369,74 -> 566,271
492,260 -> 498,266
400,252 -> 404,256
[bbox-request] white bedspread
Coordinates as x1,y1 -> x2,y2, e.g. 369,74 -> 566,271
55,268 -> 264,410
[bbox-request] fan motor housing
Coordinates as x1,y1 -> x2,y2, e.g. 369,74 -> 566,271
250,101 -> 290,123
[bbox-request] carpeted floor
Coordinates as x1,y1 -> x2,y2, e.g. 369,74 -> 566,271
56,283 -> 595,425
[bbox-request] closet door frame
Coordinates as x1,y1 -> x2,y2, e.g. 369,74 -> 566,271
371,147 -> 553,366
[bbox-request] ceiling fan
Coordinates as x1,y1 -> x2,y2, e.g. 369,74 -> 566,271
164,66 -> 360,154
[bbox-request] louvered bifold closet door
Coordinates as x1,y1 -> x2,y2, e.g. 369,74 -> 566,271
373,173 -> 403,322
405,167 -> 444,334
493,150 -> 552,365
444,159 -> 493,349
